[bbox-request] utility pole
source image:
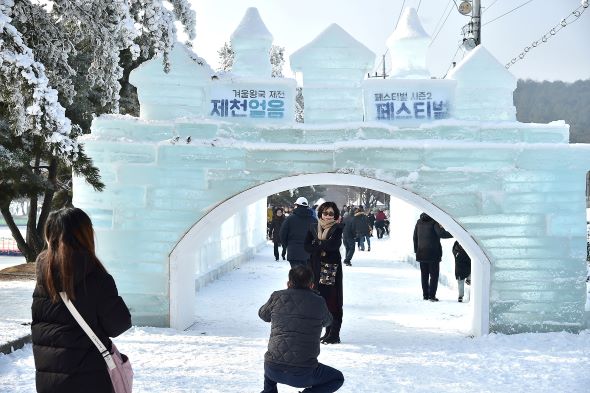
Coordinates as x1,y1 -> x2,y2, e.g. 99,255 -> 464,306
473,0 -> 481,45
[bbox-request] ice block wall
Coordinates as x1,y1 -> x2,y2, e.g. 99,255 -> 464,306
72,8 -> 590,334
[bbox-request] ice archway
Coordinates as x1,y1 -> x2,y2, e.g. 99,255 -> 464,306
169,173 -> 491,335
74,10 -> 590,336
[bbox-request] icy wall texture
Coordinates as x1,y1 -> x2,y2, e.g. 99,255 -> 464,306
73,8 -> 590,334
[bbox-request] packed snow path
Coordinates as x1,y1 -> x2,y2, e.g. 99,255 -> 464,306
1,239 -> 588,392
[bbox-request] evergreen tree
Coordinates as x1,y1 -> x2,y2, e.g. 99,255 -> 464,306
0,0 -> 196,261
514,79 -> 590,143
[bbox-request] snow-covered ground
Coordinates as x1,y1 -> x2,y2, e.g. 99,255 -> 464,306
0,255 -> 26,270
1,238 -> 589,392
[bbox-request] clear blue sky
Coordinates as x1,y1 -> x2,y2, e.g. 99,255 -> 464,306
186,0 -> 590,82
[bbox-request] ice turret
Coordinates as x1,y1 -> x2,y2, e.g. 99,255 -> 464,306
386,7 -> 430,79
129,44 -> 213,121
290,24 -> 375,123
447,45 -> 517,121
230,7 -> 273,79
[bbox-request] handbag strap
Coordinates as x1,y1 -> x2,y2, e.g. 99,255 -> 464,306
59,292 -> 116,370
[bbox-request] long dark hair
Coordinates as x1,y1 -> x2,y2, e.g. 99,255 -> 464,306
41,207 -> 106,302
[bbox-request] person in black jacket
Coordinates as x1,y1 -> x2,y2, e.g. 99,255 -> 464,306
259,265 -> 344,393
304,202 -> 344,344
452,241 -> 471,302
413,213 -> 453,302
341,212 -> 356,266
32,207 -> 132,393
353,206 -> 371,251
269,207 -> 286,261
280,197 -> 318,268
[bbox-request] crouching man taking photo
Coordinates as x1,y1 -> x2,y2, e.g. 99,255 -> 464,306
259,265 -> 344,393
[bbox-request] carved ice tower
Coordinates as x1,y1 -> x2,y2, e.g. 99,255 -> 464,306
230,7 -> 273,79
387,7 -> 430,79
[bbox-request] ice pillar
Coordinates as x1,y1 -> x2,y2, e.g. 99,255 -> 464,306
386,7 -> 431,79
290,24 -> 375,123
230,7 -> 273,79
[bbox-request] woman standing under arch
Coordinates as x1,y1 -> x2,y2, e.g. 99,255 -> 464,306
305,201 -> 344,344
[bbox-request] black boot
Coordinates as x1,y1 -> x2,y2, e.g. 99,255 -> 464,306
320,326 -> 331,341
322,315 -> 342,344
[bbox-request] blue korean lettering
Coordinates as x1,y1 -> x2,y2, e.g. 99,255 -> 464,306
376,102 -> 394,120
210,99 -> 229,117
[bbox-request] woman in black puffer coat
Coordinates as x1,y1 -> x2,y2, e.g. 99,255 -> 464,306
32,207 -> 132,393
452,241 -> 471,302
304,201 -> 344,344
269,207 -> 286,261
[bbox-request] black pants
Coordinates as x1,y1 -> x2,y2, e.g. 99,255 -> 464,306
374,221 -> 385,238
262,362 -> 344,393
273,242 -> 285,260
419,261 -> 440,299
343,238 -> 355,263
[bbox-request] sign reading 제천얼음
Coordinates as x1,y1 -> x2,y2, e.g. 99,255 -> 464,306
208,80 -> 296,122
363,79 -> 456,124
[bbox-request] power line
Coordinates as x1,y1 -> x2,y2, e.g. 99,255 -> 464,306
429,2 -> 455,47
432,0 -> 453,40
482,0 -> 501,14
505,1 -> 589,69
371,0 -> 406,78
482,0 -> 535,26
417,0 -> 422,13
394,0 -> 407,29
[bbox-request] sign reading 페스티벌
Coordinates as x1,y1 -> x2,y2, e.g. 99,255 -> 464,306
208,80 -> 296,122
363,79 -> 456,124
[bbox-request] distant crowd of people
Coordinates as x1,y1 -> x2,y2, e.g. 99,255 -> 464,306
268,201 -> 391,267
30,202 -> 471,393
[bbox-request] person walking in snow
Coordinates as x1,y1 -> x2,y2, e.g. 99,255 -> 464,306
413,213 -> 453,302
374,208 -> 387,239
269,207 -> 286,261
367,209 -> 376,238
452,241 -> 471,302
353,206 -> 371,251
259,265 -> 344,393
341,212 -> 356,266
280,197 -> 318,268
31,207 -> 132,393
304,202 -> 345,344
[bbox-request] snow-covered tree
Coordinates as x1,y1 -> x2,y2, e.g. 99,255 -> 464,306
0,0 -> 197,261
217,42 -> 234,72
295,87 -> 304,123
269,45 -> 284,78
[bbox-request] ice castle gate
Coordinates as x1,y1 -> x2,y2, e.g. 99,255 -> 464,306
73,9 -> 590,336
